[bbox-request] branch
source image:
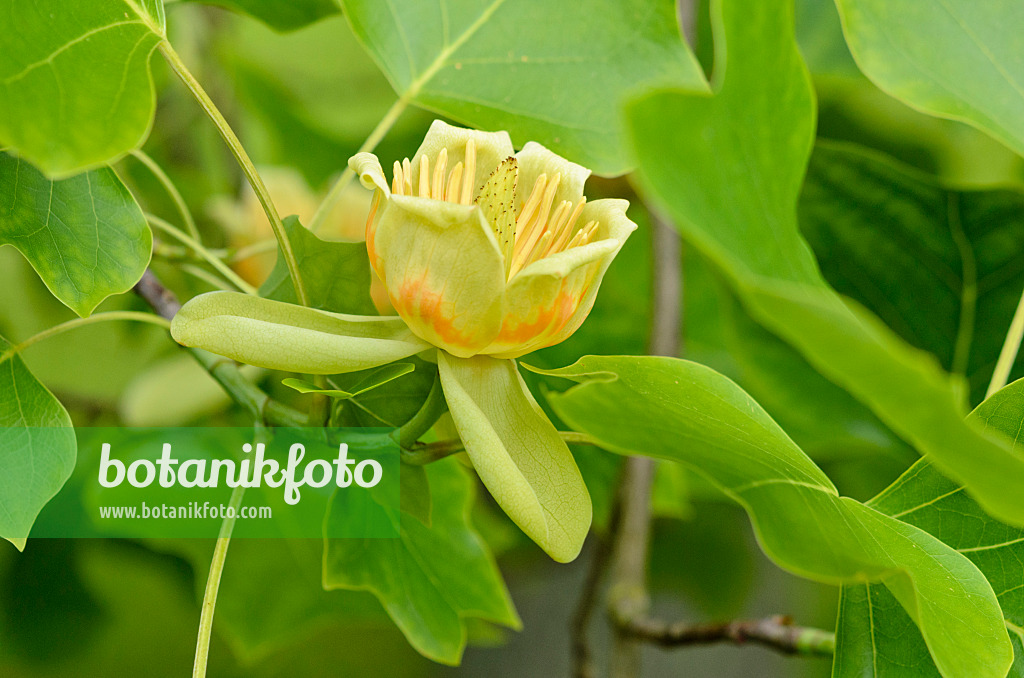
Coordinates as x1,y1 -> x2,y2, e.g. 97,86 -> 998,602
618,614 -> 835,657
133,270 -> 306,427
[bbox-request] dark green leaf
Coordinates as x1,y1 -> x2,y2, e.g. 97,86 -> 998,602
626,0 -> 1024,527
0,335 -> 75,550
835,378 -> 1024,677
539,355 -> 1012,678
0,153 -> 152,317
324,458 -> 519,664
259,215 -> 375,314
801,142 -> 1024,406
0,0 -> 166,176
341,0 -> 707,175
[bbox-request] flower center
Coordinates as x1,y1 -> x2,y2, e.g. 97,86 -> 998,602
388,140 -> 599,279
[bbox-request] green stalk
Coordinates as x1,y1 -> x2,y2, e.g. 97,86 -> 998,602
986,287 -> 1024,398
147,213 -> 258,295
158,41 -> 309,307
130,149 -> 201,241
1,312 -> 170,363
308,96 -> 409,233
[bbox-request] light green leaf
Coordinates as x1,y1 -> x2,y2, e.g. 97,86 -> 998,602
0,0 -> 166,176
834,378 -> 1024,677
283,363 -> 415,399
259,215 -> 376,315
0,335 -> 76,550
185,0 -> 338,31
341,0 -> 707,175
437,352 -> 590,563
538,355 -> 1013,678
170,291 -> 431,374
0,153 -> 152,317
324,458 -> 520,665
626,0 -> 1024,527
801,142 -> 1024,406
835,0 -> 1024,157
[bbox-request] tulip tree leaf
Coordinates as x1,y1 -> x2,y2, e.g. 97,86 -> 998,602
0,335 -> 76,551
0,0 -> 166,177
323,458 -> 520,665
801,142 -> 1024,406
340,0 -> 707,175
834,0 -> 1024,157
259,216 -> 376,315
0,153 -> 152,317
626,0 -> 1024,527
834,378 -> 1024,677
186,0 -> 339,32
537,355 -> 1013,678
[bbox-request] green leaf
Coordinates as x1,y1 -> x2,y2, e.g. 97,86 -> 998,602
801,142 -> 1024,406
323,458 -> 520,665
186,0 -> 339,31
834,378 -> 1024,677
259,215 -> 376,315
538,354 -> 1013,678
626,0 -> 1024,527
437,352 -> 590,563
0,0 -> 166,176
340,0 -> 707,175
0,153 -> 152,317
330,356 -> 440,430
0,335 -> 76,550
834,0 -> 1024,157
283,363 -> 415,398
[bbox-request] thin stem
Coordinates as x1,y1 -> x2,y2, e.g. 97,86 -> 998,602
158,41 -> 309,307
134,270 -> 307,428
402,430 -> 598,465
179,263 -> 238,292
1,312 -> 170,363
130,149 -> 200,241
192,482 -> 246,678
620,614 -> 835,657
308,96 -> 409,233
147,213 -> 258,295
229,238 -> 278,263
987,286 -> 1024,398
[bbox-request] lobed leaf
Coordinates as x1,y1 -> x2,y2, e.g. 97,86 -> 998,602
538,354 -> 1013,678
626,0 -> 1024,527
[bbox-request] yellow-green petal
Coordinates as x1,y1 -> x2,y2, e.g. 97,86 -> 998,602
437,352 -> 591,563
171,291 -> 431,374
376,195 -> 506,356
410,120 -> 515,194
514,141 -> 590,211
349,152 -> 391,195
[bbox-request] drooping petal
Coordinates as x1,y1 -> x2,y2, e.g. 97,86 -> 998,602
437,352 -> 591,563
375,195 -> 506,356
410,120 -> 515,198
514,141 -> 591,211
171,292 -> 431,374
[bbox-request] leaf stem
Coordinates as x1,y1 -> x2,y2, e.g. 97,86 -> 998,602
986,286 -> 1024,398
308,96 -> 409,233
192,482 -> 246,678
158,41 -> 309,306
147,213 -> 258,295
130,149 -> 201,241
1,312 -> 170,363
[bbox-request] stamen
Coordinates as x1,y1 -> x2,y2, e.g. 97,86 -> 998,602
418,154 -> 430,198
514,172 -> 561,267
445,162 -> 464,202
402,158 -> 413,195
549,197 -> 586,254
515,174 -> 548,245
432,148 -> 448,199
539,201 -> 572,257
392,160 -> 404,195
461,138 -> 476,205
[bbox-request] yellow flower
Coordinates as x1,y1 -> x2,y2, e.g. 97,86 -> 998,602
350,120 -> 635,358
171,121 -> 637,562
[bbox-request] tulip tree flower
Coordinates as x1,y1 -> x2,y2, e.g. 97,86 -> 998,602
171,121 -> 637,562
